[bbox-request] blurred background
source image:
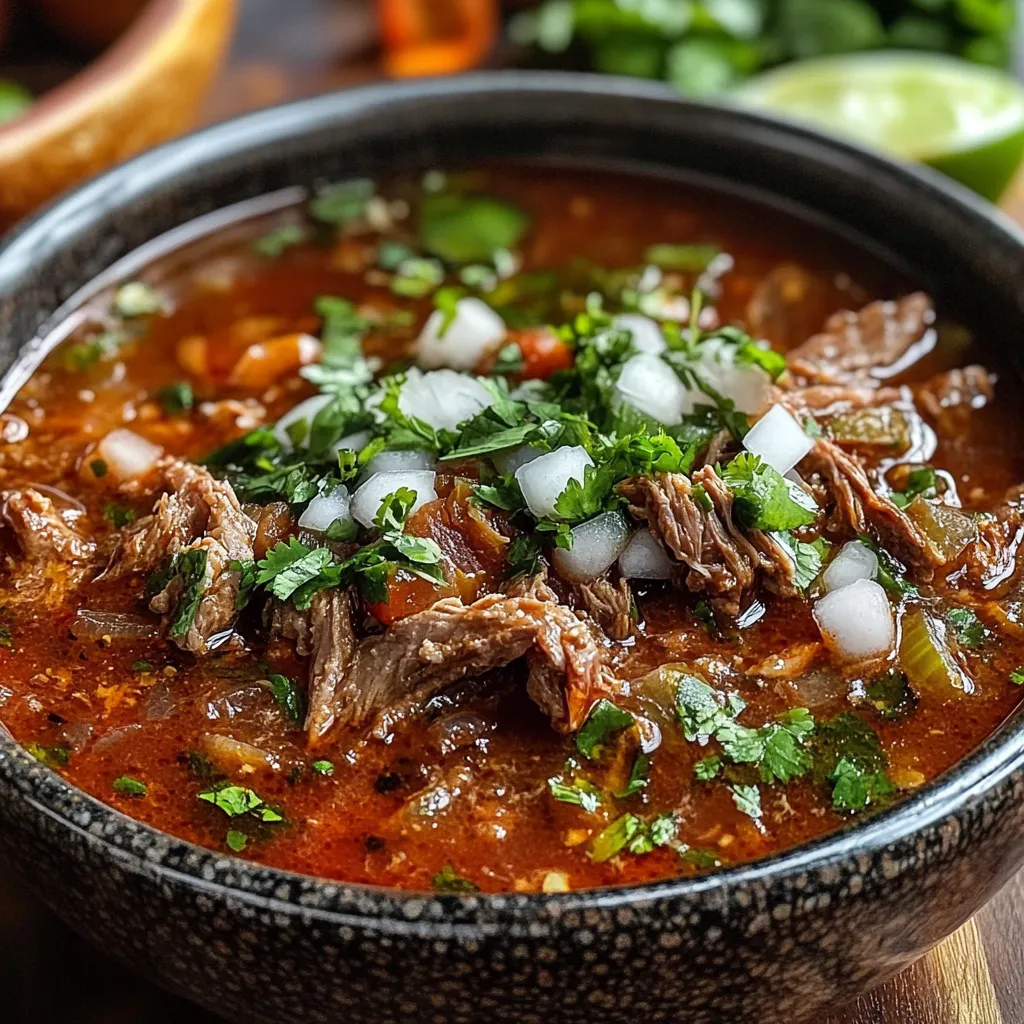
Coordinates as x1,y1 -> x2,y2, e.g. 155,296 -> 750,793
0,1 -> 1021,1022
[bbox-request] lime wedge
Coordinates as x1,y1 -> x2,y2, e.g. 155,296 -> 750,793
736,52 -> 1024,201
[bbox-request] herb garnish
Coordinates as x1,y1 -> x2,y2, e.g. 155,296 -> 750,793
113,775 -> 147,797
432,864 -> 480,893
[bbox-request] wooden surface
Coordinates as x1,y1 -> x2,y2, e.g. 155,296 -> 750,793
3,1 -> 1024,1021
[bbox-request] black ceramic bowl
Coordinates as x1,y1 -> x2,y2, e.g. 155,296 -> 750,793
2,73 -> 1024,1024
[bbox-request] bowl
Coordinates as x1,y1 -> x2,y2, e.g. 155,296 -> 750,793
1,73 -> 1024,1024
0,0 -> 237,227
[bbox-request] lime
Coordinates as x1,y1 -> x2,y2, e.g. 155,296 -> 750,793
736,52 -> 1024,202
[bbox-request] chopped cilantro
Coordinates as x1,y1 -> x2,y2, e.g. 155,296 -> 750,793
730,783 -> 762,819
226,829 -> 248,852
547,774 -> 602,813
198,782 -> 284,822
864,669 -> 918,720
112,775 -> 147,797
64,330 -> 129,372
157,381 -> 194,416
131,659 -> 154,672
0,624 -> 14,649
590,812 -> 677,862
25,742 -> 70,768
812,712 -> 894,813
947,606 -> 988,649
376,240 -> 416,270
1011,667 -> 1024,685
829,758 -> 895,812
858,534 -> 918,597
432,864 -> 479,893
616,752 -> 651,798
312,760 -> 335,776
267,673 -> 304,723
575,699 -> 635,759
506,534 -> 544,578
491,341 -> 525,376
891,466 -> 938,509
419,192 -> 530,264
694,755 -> 722,781
674,672 -> 745,743
102,502 -> 136,529
165,548 -> 209,641
309,179 -> 375,226
720,453 -> 817,532
89,458 -> 109,478
256,539 -> 338,604
772,533 -> 830,592
391,257 -> 445,298
114,281 -> 164,318
643,243 -> 720,272
679,846 -> 722,869
252,224 -> 305,258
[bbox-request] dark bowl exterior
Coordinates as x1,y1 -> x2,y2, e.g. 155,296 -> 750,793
2,73 -> 1024,1024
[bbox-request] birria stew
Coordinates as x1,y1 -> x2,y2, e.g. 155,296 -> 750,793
0,168 -> 1021,894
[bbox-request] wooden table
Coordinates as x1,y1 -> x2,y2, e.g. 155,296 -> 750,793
3,1 -> 1024,1021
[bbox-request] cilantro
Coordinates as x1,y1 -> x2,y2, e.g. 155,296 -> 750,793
547,774 -> 602,813
376,240 -> 416,270
947,606 -> 988,648
858,534 -> 918,597
472,475 -> 527,512
715,707 -> 815,784
616,752 -> 651,798
391,257 -> 445,298
694,755 -> 722,780
112,775 -> 147,797
25,742 -> 70,768
185,751 -> 215,780
1012,667 -> 1024,685
308,179 -> 375,226
267,673 -> 303,723
198,782 -> 284,823
575,699 -> 635,759
432,286 -> 465,336
891,466 -> 938,509
157,381 -> 194,416
252,224 -> 305,258
693,599 -> 719,636
256,539 -> 339,604
803,416 -> 823,439
90,458 -> 109,478
730,783 -> 762,819
772,532 -> 830,592
679,846 -> 721,869
114,281 -> 164,318
102,502 -> 136,529
507,534 -> 544,578
829,758 -> 895,812
226,829 -> 248,852
167,548 -> 209,641
588,812 -> 676,862
312,760 -> 334,776
325,517 -> 359,541
864,669 -> 918,720
230,558 -> 258,610
131,660 -> 154,672
812,712 -> 894,813
0,625 -> 12,649
419,192 -> 530,264
643,243 -> 720,272
432,865 -> 479,893
720,453 -> 817,531
674,672 -> 745,742
64,330 -> 129,372
734,338 -> 787,381
491,342 -> 525,376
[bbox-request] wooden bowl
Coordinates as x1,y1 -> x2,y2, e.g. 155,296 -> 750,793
0,0 -> 237,226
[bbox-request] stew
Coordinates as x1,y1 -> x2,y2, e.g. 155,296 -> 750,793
1,167 -> 1021,894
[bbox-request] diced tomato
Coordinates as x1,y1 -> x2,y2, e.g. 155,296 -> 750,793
511,327 -> 574,380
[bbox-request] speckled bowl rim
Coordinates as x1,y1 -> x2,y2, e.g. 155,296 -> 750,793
2,71 -> 1024,934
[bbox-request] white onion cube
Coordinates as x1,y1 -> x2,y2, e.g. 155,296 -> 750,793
553,512 -> 630,583
743,404 -> 815,476
613,314 -> 666,356
515,446 -> 593,519
822,541 -> 878,593
416,297 -> 507,371
493,444 -> 542,476
298,485 -> 352,533
614,353 -> 689,426
813,578 -> 893,662
332,429 -> 371,456
363,449 -> 435,477
95,429 -> 163,481
350,470 -> 437,528
398,368 -> 492,432
618,529 -> 675,580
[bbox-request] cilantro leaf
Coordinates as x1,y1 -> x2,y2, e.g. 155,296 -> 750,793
198,783 -> 265,817
112,775 -> 147,797
720,453 -> 817,531
252,224 -> 305,258
547,774 -> 602,813
1011,667 -> 1024,685
772,532 -> 830,592
267,673 -> 303,723
157,381 -> 194,416
256,539 -> 338,603
730,783 -> 762,819
643,243 -> 720,272
166,548 -> 209,641
947,606 -> 988,649
226,829 -> 248,852
312,760 -> 334,776
309,179 -> 374,226
891,466 -> 938,509
864,669 -> 919,720
432,864 -> 479,893
575,699 -> 635,759
829,758 -> 895,812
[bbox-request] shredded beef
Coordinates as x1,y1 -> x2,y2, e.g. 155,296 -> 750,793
917,365 -> 995,434
618,467 -> 799,616
307,589 -> 619,740
799,438 -> 938,573
575,577 -> 635,641
957,490 -> 1024,593
266,598 -> 314,656
304,589 -> 356,745
98,459 -> 256,653
787,292 -> 933,386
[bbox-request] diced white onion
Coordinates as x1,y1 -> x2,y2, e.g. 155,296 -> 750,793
331,429 -> 371,456
822,541 -> 878,593
493,444 -> 542,476
350,470 -> 437,528
613,314 -> 665,355
614,353 -> 689,426
398,368 -> 492,432
618,529 -> 675,580
813,578 -> 893,662
273,394 -> 332,449
95,429 -> 163,481
515,446 -> 593,519
298,485 -> 352,532
682,338 -> 772,415
363,449 -> 435,477
743,404 -> 815,476
416,297 -> 506,370
553,512 -> 630,583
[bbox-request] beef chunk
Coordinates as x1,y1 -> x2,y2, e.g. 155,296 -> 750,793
800,438 -> 939,573
917,365 -> 994,435
618,467 -> 799,616
787,293 -> 933,386
99,459 -> 256,653
304,589 -> 356,744
309,589 -> 619,741
575,577 -> 635,641
2,488 -> 95,600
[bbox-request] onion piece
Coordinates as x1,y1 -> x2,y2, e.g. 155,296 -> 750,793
552,512 -> 630,583
515,446 -> 593,519
684,338 -> 772,415
416,297 -> 506,370
398,368 -> 492,432
94,429 -> 163,482
273,394 -> 332,449
492,443 -> 542,476
331,429 -> 371,456
743,404 -> 815,475
613,314 -> 665,355
614,353 -> 689,425
350,470 -> 437,528
813,579 -> 894,662
364,449 -> 435,477
298,485 -> 352,533
618,529 -> 674,580
822,541 -> 878,593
